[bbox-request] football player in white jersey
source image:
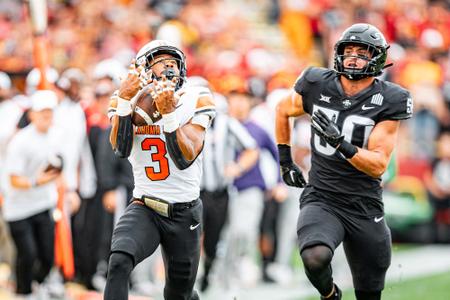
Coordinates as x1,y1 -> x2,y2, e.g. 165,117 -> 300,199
104,40 -> 215,300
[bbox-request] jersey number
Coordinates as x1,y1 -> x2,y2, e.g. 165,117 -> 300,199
312,106 -> 375,156
141,138 -> 170,180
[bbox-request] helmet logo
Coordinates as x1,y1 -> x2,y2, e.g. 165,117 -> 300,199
350,35 -> 356,40
371,33 -> 382,40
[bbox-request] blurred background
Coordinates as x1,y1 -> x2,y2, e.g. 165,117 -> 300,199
0,0 -> 449,299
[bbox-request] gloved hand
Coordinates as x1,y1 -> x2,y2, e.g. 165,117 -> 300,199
311,109 -> 358,159
311,109 -> 343,148
278,144 -> 306,188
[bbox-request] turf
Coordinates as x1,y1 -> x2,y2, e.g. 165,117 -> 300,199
304,270 -> 450,300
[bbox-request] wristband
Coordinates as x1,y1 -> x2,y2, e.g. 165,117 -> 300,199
277,144 -> 293,166
162,111 -> 180,133
116,98 -> 132,116
337,141 -> 358,159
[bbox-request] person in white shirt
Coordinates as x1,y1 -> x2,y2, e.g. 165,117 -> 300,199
4,90 -> 62,297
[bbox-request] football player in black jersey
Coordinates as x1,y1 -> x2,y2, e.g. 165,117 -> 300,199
275,23 -> 413,300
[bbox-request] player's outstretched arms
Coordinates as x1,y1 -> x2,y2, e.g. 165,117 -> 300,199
275,90 -> 307,188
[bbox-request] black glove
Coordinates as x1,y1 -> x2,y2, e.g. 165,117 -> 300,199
311,109 -> 357,159
311,109 -> 343,148
278,144 -> 306,188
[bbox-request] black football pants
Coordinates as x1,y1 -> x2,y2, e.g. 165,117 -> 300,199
105,199 -> 202,300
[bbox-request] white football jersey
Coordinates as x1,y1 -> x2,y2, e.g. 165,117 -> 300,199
129,86 -> 215,203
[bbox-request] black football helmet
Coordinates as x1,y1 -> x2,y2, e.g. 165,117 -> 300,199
334,23 -> 390,80
135,40 -> 187,90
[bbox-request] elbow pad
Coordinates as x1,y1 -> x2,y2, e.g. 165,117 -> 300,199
115,115 -> 133,158
164,131 -> 195,170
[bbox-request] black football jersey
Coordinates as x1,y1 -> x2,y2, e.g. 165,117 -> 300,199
294,67 -> 413,201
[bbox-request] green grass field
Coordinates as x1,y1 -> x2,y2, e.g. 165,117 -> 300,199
304,271 -> 450,300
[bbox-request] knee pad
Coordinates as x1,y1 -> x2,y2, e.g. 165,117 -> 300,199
108,252 -> 134,275
301,245 -> 333,272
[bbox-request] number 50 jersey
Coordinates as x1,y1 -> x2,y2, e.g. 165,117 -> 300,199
294,67 -> 413,201
129,86 -> 215,203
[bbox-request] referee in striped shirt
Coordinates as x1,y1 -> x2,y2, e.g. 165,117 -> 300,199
199,94 -> 259,292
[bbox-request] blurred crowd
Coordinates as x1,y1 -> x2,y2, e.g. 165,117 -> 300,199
0,0 -> 450,298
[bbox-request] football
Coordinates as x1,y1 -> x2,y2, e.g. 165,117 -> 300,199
131,86 -> 162,126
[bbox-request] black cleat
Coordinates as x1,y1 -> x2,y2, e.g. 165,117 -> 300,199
320,284 -> 342,300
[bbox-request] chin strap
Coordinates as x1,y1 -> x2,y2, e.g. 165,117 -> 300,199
383,62 -> 394,70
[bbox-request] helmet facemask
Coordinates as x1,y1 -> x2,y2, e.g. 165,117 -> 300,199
333,23 -> 390,81
334,42 -> 387,80
136,45 -> 187,90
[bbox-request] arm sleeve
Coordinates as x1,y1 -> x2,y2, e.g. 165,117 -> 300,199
113,115 -> 134,158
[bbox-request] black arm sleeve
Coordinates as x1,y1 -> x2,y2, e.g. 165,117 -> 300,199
114,115 -> 133,158
164,131 -> 200,170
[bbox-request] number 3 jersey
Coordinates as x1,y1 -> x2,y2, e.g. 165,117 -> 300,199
129,86 -> 215,203
294,67 -> 413,201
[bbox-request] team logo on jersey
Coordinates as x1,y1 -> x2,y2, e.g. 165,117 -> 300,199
342,99 -> 351,108
319,94 -> 331,103
153,110 -> 160,119
370,93 -> 384,106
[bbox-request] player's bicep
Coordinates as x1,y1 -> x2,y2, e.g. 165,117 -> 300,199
277,90 -> 305,118
367,120 -> 400,161
180,123 -> 206,151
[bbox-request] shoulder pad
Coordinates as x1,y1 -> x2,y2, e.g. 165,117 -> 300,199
382,81 -> 409,104
304,67 -> 330,83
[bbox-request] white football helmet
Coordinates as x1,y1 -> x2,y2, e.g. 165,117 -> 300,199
135,40 -> 187,90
